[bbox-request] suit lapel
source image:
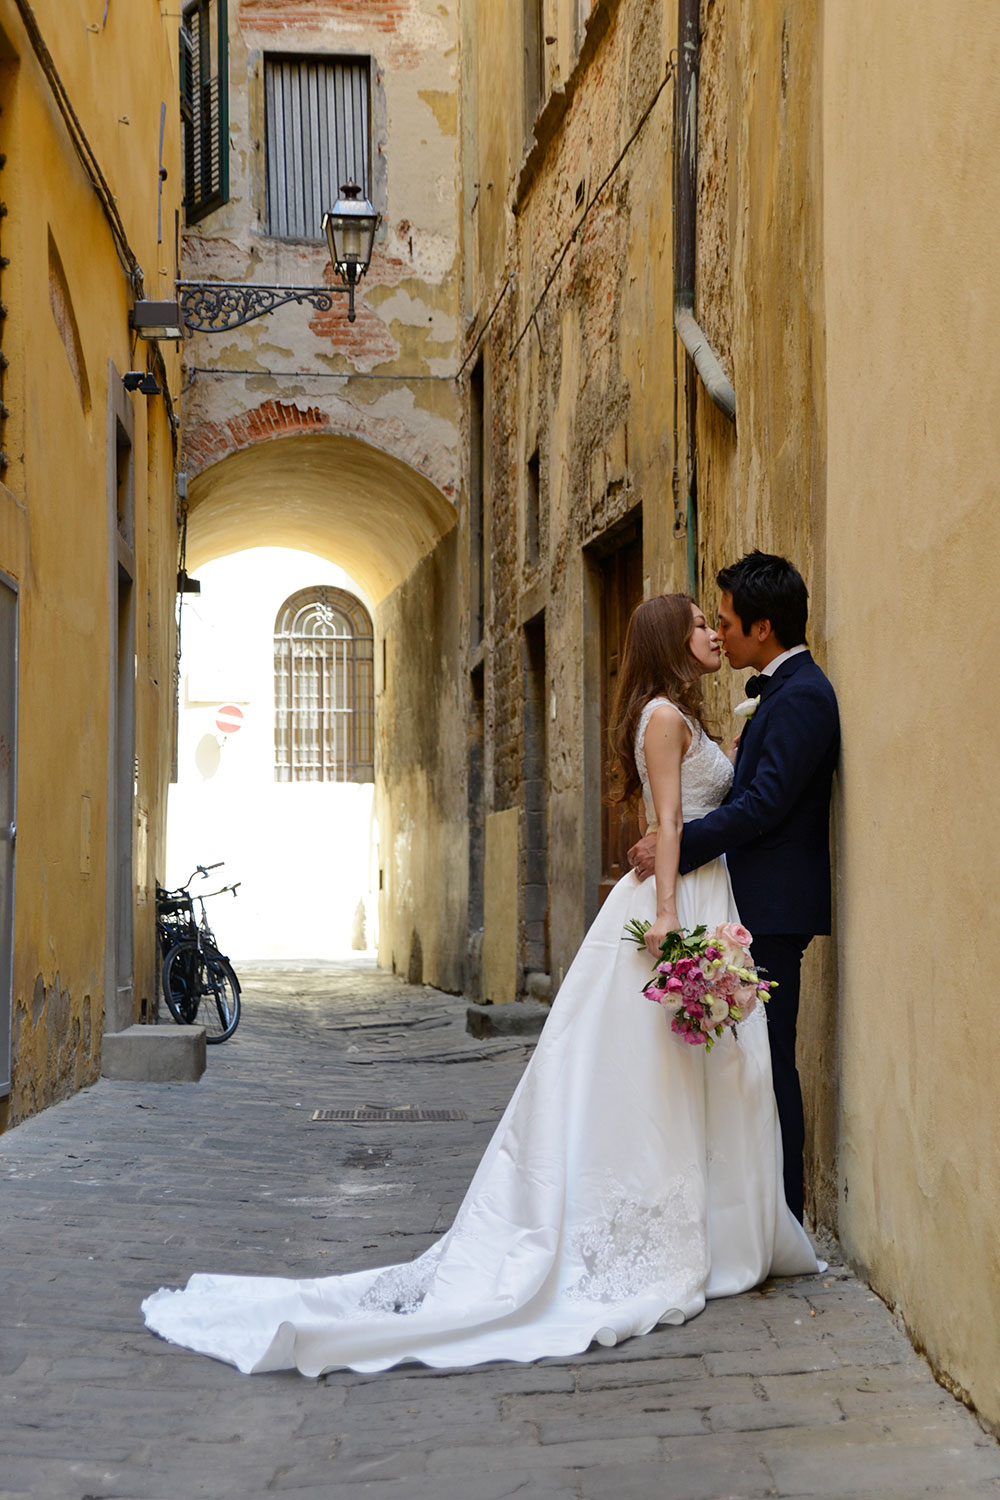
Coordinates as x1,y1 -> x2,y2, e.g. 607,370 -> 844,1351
731,651 -> 814,786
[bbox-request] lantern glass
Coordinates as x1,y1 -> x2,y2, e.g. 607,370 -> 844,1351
322,183 -> 379,281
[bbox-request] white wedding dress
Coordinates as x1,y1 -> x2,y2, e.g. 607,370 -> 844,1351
142,698 -> 818,1375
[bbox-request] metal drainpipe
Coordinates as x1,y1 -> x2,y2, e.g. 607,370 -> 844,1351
674,0 -> 736,424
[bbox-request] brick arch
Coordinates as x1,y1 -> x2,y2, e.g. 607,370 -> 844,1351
184,398 -> 456,507
183,428 -> 455,605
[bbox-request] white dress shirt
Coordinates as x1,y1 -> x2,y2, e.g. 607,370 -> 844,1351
760,644 -> 809,678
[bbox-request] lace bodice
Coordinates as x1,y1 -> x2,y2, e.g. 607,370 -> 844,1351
635,696 -> 733,827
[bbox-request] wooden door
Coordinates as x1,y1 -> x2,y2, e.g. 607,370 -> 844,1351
598,537 -> 644,905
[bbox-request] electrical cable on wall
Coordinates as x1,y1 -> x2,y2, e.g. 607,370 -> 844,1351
507,58 -> 676,361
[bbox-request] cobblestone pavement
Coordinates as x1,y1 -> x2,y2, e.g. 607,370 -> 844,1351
2,962 -> 999,1500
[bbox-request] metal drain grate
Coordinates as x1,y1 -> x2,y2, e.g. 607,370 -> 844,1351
311,1107 -> 468,1123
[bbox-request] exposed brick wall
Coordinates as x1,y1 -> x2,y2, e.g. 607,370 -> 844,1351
183,395 -> 457,502
184,399 -> 327,476
306,296 -> 401,362
242,0 -> 415,24
240,0 -> 432,69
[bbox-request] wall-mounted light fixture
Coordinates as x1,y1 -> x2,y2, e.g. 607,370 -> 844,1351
130,300 -> 185,341
122,370 -> 163,395
323,183 -> 380,323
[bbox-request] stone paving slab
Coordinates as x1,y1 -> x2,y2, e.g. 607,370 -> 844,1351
1,960 -> 998,1500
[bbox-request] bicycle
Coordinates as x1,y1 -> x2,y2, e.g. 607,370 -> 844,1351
155,864 -> 242,1043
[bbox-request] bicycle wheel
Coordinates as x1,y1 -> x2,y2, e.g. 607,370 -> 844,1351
161,940 -> 201,1025
198,948 -> 241,1043
162,943 -> 241,1042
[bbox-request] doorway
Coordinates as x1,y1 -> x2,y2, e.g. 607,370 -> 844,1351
522,611 -> 548,976
0,569 -> 16,1097
107,375 -> 136,1033
593,524 -> 644,908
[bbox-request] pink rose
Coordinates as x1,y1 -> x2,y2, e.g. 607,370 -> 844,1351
719,921 -> 753,950
712,969 -> 740,997
732,988 -> 757,1020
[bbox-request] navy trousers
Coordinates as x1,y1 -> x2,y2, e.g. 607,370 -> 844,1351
750,933 -> 811,1224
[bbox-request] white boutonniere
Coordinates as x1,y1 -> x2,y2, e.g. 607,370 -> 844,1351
734,698 -> 757,720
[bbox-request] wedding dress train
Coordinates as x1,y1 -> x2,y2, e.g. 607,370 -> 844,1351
142,698 -> 818,1374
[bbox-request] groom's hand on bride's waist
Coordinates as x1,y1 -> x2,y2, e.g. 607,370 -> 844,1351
627,832 -> 658,881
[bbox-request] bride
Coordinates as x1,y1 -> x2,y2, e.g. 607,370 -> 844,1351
142,593 -> 819,1375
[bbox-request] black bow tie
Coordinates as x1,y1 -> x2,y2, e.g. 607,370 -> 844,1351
745,675 -> 767,698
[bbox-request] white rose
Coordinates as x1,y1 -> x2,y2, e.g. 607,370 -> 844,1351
707,997 -> 731,1027
734,698 -> 757,719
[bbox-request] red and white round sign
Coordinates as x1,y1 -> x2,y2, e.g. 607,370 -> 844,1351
215,704 -> 244,735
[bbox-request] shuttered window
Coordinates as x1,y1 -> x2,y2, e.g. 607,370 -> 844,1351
180,0 -> 229,223
274,587 -> 375,784
264,56 -> 371,240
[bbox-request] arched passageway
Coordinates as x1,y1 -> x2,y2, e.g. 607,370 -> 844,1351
172,430 -> 466,986
184,429 -> 456,604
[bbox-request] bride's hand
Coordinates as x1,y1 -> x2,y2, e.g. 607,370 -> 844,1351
644,912 -> 678,959
725,733 -> 741,765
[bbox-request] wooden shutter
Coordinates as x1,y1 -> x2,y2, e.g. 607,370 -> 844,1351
181,0 -> 229,223
265,57 -> 371,240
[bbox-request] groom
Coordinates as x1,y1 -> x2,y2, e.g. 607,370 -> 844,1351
629,552 -> 840,1222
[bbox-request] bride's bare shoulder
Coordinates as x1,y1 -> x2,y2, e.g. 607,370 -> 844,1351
642,700 -> 692,754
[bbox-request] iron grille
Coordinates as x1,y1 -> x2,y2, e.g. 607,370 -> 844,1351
274,586 -> 374,784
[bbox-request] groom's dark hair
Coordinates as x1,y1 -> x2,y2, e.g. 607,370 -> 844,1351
717,551 -> 808,648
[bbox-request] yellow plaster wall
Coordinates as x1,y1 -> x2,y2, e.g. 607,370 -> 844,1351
823,0 -> 1000,1431
0,0 -> 181,1126
180,2 -> 465,996
692,0 -> 837,1221
694,0 -> 1000,1428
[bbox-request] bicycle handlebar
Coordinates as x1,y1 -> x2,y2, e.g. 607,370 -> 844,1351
197,881 -> 241,901
157,866 -> 235,911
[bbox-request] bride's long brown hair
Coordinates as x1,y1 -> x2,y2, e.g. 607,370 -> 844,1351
607,593 -> 717,809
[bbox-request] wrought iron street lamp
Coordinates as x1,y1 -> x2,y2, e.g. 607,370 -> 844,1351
323,183 -> 381,323
176,183 -> 381,333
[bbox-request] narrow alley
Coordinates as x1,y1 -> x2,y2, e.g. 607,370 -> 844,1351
3,968 -> 998,1500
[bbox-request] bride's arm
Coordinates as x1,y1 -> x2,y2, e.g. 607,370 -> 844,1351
641,707 -> 690,958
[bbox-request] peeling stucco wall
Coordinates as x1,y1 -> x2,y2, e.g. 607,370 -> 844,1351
466,0 -> 691,1002
182,0 -> 463,528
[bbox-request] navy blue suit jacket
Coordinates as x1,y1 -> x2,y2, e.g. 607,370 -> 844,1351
680,651 -> 839,936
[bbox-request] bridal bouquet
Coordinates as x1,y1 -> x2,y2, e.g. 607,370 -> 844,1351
624,920 -> 774,1051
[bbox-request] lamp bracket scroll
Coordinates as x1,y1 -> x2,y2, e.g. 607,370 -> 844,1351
176,281 -> 349,333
